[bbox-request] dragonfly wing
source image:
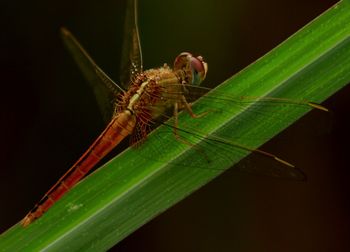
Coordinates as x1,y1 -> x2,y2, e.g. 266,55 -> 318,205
172,122 -> 307,181
133,84 -> 323,181
235,159 -> 307,181
119,0 -> 143,88
61,27 -> 123,123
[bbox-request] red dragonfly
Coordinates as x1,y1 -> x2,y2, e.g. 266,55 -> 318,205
21,0 -> 326,226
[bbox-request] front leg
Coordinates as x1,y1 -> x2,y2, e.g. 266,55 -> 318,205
181,95 -> 209,118
171,101 -> 210,162
172,102 -> 194,145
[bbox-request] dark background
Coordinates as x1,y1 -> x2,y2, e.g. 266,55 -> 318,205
1,0 -> 349,251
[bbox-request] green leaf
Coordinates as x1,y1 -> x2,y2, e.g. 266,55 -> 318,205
1,1 -> 350,251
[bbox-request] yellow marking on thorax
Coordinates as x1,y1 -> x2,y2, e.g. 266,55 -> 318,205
127,80 -> 149,111
127,69 -> 180,114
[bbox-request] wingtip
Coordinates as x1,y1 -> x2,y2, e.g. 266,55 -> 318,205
60,26 -> 71,37
274,157 -> 295,168
308,102 -> 329,112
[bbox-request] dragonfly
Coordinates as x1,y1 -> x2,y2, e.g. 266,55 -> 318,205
21,0 -> 327,227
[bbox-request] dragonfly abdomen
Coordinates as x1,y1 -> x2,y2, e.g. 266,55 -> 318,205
22,111 -> 136,226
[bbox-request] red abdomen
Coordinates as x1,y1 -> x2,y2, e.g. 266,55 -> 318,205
22,111 -> 135,226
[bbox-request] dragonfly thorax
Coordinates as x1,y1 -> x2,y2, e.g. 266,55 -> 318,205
115,53 -> 207,144
117,66 -> 183,122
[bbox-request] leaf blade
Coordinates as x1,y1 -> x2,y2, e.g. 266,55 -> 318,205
1,1 -> 350,251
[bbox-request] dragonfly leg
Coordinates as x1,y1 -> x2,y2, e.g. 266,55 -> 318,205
173,102 -> 195,144
181,96 -> 209,118
172,102 -> 210,162
172,102 -> 183,141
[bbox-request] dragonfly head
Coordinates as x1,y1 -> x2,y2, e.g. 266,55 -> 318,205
174,52 -> 208,85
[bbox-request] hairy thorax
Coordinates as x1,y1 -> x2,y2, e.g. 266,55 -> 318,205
117,65 -> 183,120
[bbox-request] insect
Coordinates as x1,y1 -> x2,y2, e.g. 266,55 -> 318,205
21,0 -> 326,226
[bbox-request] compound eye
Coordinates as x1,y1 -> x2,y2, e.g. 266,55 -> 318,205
174,52 -> 192,70
190,56 -> 208,85
174,52 -> 208,85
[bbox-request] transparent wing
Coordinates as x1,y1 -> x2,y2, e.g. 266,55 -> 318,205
129,84 -> 327,180
119,0 -> 143,88
164,122 -> 308,181
60,27 -> 123,123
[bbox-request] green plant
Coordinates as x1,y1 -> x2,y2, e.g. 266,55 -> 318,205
1,1 -> 350,251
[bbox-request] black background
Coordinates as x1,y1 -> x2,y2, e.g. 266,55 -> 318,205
1,0 -> 349,251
